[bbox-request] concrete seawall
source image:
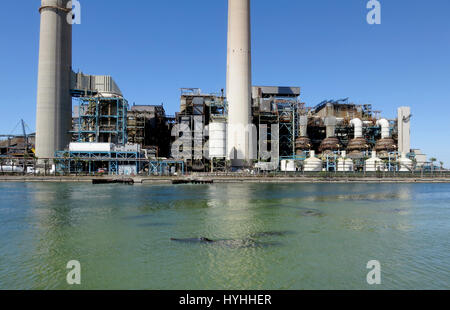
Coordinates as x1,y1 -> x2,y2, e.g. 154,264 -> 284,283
1,175 -> 450,184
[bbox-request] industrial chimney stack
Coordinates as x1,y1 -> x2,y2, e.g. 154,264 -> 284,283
226,0 -> 252,166
36,0 -> 72,160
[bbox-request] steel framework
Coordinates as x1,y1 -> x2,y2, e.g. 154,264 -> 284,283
257,97 -> 301,159
72,96 -> 128,144
148,160 -> 185,176
54,150 -> 140,175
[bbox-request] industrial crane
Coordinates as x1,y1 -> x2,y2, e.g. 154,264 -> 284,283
0,119 -> 34,156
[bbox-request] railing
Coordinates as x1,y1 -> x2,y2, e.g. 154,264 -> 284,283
0,156 -> 448,179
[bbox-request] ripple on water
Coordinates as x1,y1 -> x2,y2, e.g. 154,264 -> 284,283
0,182 -> 449,289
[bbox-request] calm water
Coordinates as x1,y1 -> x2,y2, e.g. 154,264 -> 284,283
0,182 -> 449,290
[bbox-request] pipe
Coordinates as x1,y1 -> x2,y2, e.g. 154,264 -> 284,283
350,118 -> 363,138
397,106 -> 411,154
324,116 -> 337,138
299,115 -> 308,137
376,119 -> 390,139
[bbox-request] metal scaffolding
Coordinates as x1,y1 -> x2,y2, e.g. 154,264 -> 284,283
257,97 -> 301,159
54,150 -> 140,175
148,160 -> 185,176
72,96 -> 128,145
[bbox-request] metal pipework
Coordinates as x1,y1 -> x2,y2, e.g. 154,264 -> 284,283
376,119 -> 390,139
375,118 -> 396,155
347,118 -> 368,157
299,115 -> 308,137
226,0 -> 252,165
295,115 -> 311,154
36,0 -> 72,160
324,116 -> 337,138
397,107 -> 411,154
350,118 -> 363,138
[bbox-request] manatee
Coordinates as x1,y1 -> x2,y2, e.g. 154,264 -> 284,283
122,214 -> 153,220
170,237 -> 281,248
137,222 -> 173,227
218,239 -> 282,249
278,204 -> 324,215
250,231 -> 294,238
382,208 -> 409,215
170,237 -> 215,243
298,208 -> 324,217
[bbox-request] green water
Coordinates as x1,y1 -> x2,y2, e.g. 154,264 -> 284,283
0,182 -> 449,290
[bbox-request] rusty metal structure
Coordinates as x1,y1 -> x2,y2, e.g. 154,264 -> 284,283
127,105 -> 171,158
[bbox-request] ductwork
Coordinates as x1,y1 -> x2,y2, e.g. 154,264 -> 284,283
376,119 -> 390,139
295,115 -> 311,153
299,115 -> 308,137
350,118 -> 363,138
398,107 -> 411,154
320,116 -> 340,153
347,118 -> 368,157
324,116 -> 337,138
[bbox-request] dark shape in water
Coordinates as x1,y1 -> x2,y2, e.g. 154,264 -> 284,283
280,204 -> 325,217
122,214 -> 153,220
383,208 -> 409,215
250,231 -> 294,238
138,223 -> 173,227
170,237 -> 214,243
170,237 -> 281,249
299,208 -> 324,217
219,239 -> 281,248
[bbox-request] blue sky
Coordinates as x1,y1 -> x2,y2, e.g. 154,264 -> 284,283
0,0 -> 449,165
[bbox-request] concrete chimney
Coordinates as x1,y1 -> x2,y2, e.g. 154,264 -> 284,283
398,107 -> 411,154
226,0 -> 252,166
36,0 -> 72,159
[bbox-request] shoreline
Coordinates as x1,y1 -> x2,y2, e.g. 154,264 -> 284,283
1,175 -> 450,184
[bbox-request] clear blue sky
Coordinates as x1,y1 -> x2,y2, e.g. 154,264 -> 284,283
0,0 -> 449,165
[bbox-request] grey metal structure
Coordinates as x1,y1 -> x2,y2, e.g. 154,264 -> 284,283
71,72 -> 123,97
35,0 -> 72,159
252,86 -> 301,99
397,107 -> 411,154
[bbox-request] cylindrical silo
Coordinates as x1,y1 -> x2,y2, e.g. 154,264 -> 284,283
36,0 -> 72,159
337,151 -> 354,172
209,122 -> 227,158
226,0 -> 252,166
304,151 -> 323,172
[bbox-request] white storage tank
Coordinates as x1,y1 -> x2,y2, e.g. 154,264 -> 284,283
0,165 -> 24,173
365,151 -> 384,172
304,151 -> 322,172
280,160 -> 296,172
255,162 -> 278,171
69,143 -> 114,153
115,144 -> 141,153
399,152 -> 413,172
119,165 -> 137,176
209,122 -> 227,158
337,151 -> 354,172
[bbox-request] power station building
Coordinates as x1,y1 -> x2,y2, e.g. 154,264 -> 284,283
29,0 -> 429,176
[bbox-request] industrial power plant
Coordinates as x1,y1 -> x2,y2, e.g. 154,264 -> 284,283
0,0 -> 434,176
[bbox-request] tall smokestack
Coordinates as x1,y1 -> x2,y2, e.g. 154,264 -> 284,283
226,0 -> 252,166
36,0 -> 72,159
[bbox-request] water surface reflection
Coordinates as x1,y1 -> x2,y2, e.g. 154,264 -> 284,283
0,183 -> 448,289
